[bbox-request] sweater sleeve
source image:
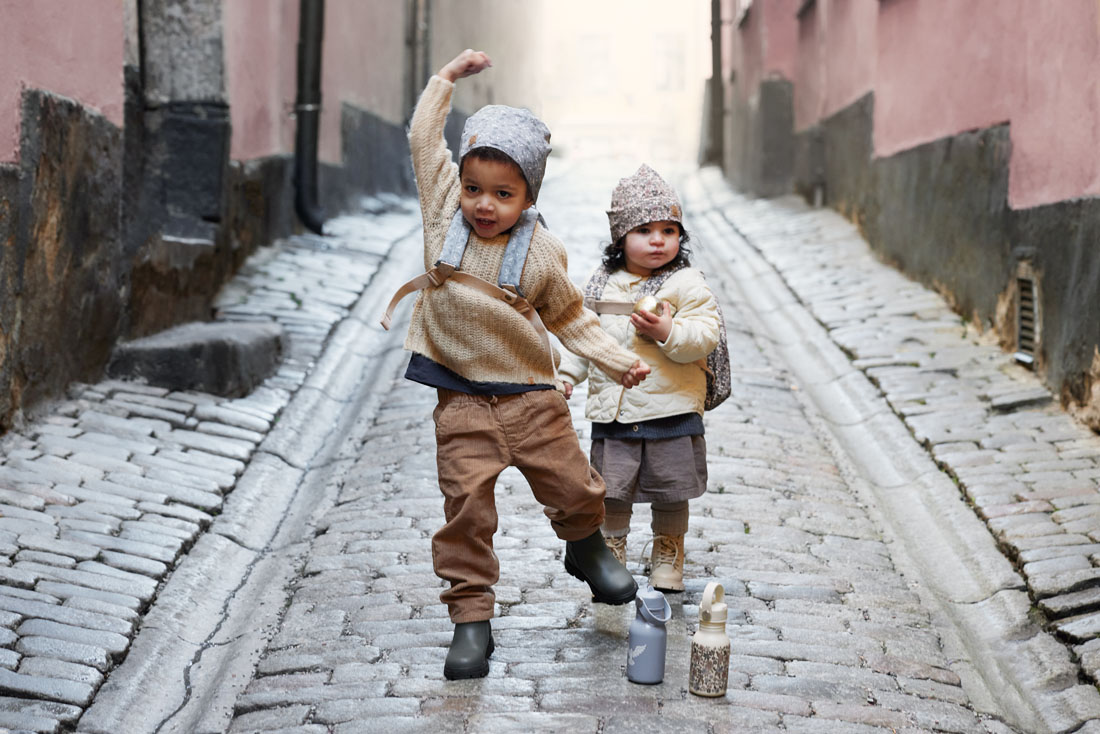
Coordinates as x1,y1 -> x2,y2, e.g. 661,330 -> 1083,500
558,349 -> 590,386
532,237 -> 639,381
659,270 -> 721,364
408,75 -> 461,267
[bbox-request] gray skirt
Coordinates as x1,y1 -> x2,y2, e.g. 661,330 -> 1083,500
590,435 -> 708,504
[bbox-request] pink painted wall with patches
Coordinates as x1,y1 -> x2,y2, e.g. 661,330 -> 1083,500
223,0 -> 300,162
729,0 -> 801,102
875,0 -> 1100,208
734,0 -> 1100,209
0,0 -> 125,164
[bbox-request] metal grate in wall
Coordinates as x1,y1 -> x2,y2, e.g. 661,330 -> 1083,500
1015,276 -> 1037,367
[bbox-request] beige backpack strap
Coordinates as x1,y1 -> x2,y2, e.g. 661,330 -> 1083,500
379,266 -> 557,378
380,263 -> 455,331
448,273 -> 556,377
585,299 -> 634,315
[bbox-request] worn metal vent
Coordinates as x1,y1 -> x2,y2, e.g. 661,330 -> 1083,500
1015,275 -> 1037,367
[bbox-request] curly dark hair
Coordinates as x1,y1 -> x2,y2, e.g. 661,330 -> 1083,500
601,225 -> 692,272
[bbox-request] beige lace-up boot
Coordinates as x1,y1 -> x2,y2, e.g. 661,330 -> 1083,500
603,534 -> 628,566
648,534 -> 685,592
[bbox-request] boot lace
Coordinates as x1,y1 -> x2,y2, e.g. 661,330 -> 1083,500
652,535 -> 680,568
641,535 -> 681,572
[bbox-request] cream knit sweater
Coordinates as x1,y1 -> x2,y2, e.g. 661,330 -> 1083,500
404,76 -> 639,386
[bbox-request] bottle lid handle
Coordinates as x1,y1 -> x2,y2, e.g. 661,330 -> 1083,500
700,581 -> 724,621
640,593 -> 672,624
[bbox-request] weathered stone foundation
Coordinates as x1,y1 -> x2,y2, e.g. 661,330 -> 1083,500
783,92 -> 1100,431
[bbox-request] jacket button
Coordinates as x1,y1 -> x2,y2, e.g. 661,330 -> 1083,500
632,424 -> 639,432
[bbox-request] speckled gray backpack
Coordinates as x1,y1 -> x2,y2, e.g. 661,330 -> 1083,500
583,263 -> 731,410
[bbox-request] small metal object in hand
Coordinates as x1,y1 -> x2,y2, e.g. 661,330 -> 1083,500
633,295 -> 662,316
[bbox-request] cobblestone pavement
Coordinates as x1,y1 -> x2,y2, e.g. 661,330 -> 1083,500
220,163 -> 1095,733
0,159 -> 1096,733
687,167 -> 1100,687
0,198 -> 420,733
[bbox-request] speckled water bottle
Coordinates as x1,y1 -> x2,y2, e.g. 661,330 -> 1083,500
689,582 -> 730,697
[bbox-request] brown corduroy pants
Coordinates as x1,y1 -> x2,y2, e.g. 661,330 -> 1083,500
432,388 -> 606,623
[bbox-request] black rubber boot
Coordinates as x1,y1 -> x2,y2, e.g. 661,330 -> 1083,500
443,620 -> 494,680
564,530 -> 638,605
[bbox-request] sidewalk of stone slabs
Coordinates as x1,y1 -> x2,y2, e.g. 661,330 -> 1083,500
689,167 -> 1100,720
0,196 -> 424,734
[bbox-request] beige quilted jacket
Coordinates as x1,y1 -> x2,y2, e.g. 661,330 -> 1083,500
559,267 -> 721,424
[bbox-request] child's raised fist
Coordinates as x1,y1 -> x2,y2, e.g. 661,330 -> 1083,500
439,49 -> 492,83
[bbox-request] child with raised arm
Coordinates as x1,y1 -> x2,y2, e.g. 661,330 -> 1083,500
395,50 -> 650,680
560,165 -> 721,594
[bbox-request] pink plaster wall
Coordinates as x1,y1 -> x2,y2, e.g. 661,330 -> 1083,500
794,4 -> 825,129
0,0 -> 125,163
762,0 -> 800,83
875,0 -> 1100,208
732,0 -> 799,102
1009,1 -> 1100,207
795,0 -> 876,132
874,0 -> 1019,158
821,0 -> 876,119
224,0 -> 299,161
224,0 -> 409,165
319,0 -> 408,165
732,0 -> 1100,208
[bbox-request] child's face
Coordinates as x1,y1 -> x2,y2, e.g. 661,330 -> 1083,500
622,220 -> 681,276
460,157 -> 534,239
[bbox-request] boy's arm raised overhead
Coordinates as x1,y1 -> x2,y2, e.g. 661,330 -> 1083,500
407,49 -> 492,267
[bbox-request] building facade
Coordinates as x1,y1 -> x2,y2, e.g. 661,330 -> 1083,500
0,0 -> 536,432
716,0 -> 1100,429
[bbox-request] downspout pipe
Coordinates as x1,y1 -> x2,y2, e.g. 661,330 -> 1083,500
294,0 -> 325,235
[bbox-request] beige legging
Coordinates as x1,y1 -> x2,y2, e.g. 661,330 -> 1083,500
602,499 -> 688,538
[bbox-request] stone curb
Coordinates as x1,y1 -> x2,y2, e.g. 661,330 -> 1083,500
75,222 -> 424,734
686,172 -> 1100,734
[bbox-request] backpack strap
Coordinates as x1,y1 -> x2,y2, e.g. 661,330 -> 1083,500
582,262 -> 688,315
497,209 -> 539,293
380,208 -> 557,380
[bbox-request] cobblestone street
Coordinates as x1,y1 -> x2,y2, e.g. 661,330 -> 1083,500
0,162 -> 1097,733
218,163 -> 1100,733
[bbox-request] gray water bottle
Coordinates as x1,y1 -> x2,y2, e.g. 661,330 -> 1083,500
627,585 -> 672,684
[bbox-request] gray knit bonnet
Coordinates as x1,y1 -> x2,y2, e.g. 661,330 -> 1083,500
607,164 -> 683,242
459,105 -> 552,202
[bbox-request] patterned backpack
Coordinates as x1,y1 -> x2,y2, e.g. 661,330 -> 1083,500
583,263 -> 731,410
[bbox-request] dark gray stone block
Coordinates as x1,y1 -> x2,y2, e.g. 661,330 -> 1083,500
107,321 -> 284,397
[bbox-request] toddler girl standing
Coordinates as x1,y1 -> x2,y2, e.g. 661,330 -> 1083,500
560,165 -> 721,592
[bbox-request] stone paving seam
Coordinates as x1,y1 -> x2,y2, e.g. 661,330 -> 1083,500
75,211 -> 425,734
0,202 -> 424,733
687,168 -> 1100,732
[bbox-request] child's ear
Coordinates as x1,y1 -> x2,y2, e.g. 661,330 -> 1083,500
523,197 -> 535,211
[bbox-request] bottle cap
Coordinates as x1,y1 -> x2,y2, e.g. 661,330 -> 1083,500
700,581 -> 727,625
638,585 -> 672,624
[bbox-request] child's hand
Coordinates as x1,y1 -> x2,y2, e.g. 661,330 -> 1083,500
439,49 -> 492,82
630,301 -> 673,343
620,360 -> 651,388
562,381 -> 574,399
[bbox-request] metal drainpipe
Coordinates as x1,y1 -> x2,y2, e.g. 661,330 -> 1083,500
294,0 -> 325,235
